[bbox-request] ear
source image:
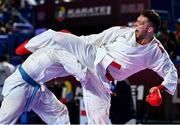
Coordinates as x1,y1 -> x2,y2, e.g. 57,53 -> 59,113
148,26 -> 154,33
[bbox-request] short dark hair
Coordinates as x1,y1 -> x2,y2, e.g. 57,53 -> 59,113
140,9 -> 161,32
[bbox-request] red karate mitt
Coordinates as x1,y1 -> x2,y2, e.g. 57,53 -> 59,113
146,85 -> 164,107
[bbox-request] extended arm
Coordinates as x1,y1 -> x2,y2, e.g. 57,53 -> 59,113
79,26 -> 129,46
146,48 -> 178,106
149,53 -> 178,95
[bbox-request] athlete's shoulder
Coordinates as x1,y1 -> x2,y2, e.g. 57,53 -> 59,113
149,37 -> 172,63
152,37 -> 166,54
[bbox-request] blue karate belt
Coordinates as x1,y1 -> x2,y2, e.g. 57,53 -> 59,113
18,65 -> 40,113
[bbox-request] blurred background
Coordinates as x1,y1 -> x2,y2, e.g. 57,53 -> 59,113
0,0 -> 180,124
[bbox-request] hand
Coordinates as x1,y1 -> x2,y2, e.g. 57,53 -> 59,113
146,85 -> 164,107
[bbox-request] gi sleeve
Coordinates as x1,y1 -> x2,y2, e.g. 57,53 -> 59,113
148,49 -> 178,95
25,29 -> 57,52
79,26 -> 129,46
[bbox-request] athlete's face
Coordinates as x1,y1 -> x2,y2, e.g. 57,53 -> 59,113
134,15 -> 153,39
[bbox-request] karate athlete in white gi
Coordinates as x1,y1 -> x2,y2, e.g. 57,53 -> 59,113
0,47 -> 86,124
15,9 -> 178,124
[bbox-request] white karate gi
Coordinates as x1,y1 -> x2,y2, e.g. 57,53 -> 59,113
0,48 -> 86,124
21,26 -> 178,124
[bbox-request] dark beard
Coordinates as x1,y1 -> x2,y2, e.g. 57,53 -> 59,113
135,29 -> 148,42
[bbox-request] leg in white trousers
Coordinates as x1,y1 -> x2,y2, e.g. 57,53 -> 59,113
82,71 -> 111,124
32,87 -> 70,125
0,83 -> 28,124
0,83 -> 70,125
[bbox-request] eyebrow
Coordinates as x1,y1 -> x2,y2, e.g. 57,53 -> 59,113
137,18 -> 144,24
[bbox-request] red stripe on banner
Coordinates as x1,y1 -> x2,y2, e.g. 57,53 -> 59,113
81,111 -> 86,116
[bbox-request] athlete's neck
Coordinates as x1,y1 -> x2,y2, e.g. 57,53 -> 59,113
136,36 -> 153,45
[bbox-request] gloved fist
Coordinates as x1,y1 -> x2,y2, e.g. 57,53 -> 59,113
146,85 -> 164,107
